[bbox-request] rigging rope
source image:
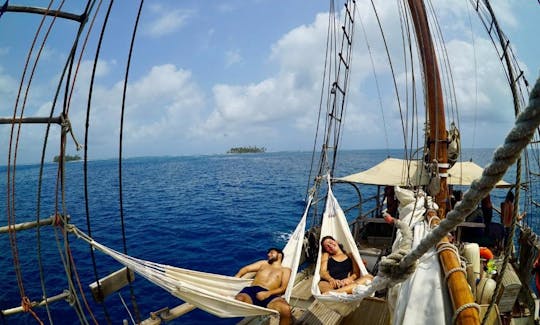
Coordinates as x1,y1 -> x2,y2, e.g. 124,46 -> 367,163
12,0 -> 103,323
401,1 -> 420,166
309,0 -> 356,226
465,0 -> 479,154
426,0 -> 459,127
477,2 -> 530,322
53,5 -> 107,322
6,1 -> 59,323
307,0 -> 336,224
118,293 -> 136,325
370,0 -> 408,161
84,0 -> 116,323
117,1 -> 145,322
56,1 -> 101,322
356,5 -> 390,155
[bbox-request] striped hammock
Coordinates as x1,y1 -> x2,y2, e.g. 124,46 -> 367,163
71,196 -> 310,318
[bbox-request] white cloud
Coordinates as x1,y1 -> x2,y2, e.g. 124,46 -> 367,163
224,50 -> 242,68
145,5 -> 194,37
0,66 -> 16,101
216,3 -> 235,13
489,0 -> 519,28
196,12 -> 331,144
84,64 -> 205,157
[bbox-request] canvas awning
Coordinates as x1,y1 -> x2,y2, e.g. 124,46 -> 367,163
337,158 -> 511,188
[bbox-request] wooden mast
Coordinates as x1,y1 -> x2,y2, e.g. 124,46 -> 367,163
406,0 -> 480,324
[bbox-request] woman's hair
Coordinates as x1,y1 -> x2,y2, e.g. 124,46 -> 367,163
505,190 -> 514,203
320,235 -> 346,254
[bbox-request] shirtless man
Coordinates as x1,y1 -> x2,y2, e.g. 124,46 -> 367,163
235,248 -> 292,325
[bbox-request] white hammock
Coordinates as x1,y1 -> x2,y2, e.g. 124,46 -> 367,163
310,178 -> 369,315
71,196 -> 310,318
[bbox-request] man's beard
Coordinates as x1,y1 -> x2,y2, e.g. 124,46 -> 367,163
268,256 -> 277,264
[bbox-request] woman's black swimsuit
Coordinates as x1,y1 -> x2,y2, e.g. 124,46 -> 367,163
327,256 -> 353,280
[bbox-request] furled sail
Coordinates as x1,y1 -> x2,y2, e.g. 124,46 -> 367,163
387,187 -> 452,324
310,177 -> 369,315
70,197 -> 310,318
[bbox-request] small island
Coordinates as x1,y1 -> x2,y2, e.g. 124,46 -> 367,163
227,146 -> 266,154
53,154 -> 81,162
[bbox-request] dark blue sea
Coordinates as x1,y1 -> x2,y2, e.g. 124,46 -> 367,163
0,149 -> 515,324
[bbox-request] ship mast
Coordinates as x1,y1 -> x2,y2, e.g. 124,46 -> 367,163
406,0 -> 479,324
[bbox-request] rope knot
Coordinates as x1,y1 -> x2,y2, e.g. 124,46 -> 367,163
378,248 -> 417,283
21,296 -> 32,312
21,296 -> 44,324
54,213 -> 62,226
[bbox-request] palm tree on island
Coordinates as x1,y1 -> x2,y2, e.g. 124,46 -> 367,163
53,154 -> 81,162
227,146 -> 266,154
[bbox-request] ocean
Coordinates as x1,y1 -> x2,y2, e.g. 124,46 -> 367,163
0,149 -> 514,324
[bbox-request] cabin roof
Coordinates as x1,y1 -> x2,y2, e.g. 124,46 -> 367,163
337,158 -> 511,188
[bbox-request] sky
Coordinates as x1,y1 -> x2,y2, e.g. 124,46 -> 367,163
0,0 -> 538,165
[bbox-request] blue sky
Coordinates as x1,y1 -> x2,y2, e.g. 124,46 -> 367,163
0,0 -> 538,164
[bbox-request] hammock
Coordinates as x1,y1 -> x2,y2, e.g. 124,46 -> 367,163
71,196 -> 310,318
310,177 -> 369,315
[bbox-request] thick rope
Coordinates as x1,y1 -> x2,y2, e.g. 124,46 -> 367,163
377,214 -> 416,284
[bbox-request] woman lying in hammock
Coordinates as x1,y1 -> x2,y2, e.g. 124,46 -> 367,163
318,236 -> 373,294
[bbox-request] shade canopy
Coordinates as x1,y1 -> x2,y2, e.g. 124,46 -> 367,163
337,158 -> 511,188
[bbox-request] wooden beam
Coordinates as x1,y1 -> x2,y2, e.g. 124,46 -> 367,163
0,116 -> 62,125
4,6 -> 84,22
0,215 -> 62,234
140,303 -> 197,325
89,267 -> 135,303
1,291 -> 70,316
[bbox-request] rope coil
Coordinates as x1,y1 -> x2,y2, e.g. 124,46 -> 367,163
436,242 -> 459,257
452,302 -> 481,324
444,267 -> 467,282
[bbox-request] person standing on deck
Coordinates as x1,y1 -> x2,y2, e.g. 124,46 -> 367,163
235,248 -> 292,325
482,194 -> 494,240
384,185 -> 398,218
501,191 -> 526,245
481,194 -> 493,226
